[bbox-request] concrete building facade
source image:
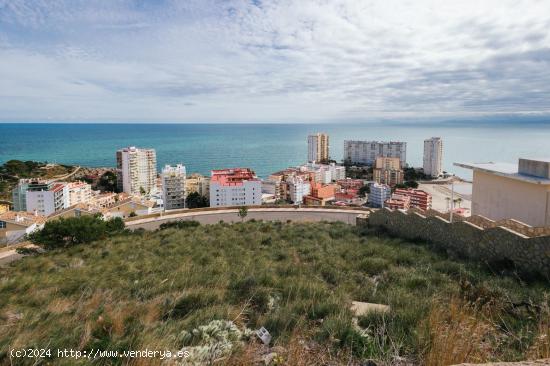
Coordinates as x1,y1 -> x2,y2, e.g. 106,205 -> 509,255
185,173 -> 210,197
455,158 -> 550,227
344,140 -> 407,167
308,133 -> 329,163
373,157 -> 404,187
116,146 -> 157,195
393,188 -> 432,210
26,182 -> 69,216
67,181 -> 92,206
423,137 -> 443,177
287,176 -> 311,204
369,183 -> 392,208
162,164 -> 186,210
210,168 -> 262,207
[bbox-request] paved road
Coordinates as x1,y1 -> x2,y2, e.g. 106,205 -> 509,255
127,207 -> 369,230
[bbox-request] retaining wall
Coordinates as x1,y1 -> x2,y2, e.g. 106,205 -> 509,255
368,209 -> 550,279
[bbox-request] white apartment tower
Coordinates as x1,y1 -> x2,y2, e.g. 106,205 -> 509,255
307,133 -> 329,163
161,164 -> 186,210
344,141 -> 407,167
116,146 -> 157,195
423,137 -> 443,177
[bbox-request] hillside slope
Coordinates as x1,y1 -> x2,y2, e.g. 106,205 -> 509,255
0,221 -> 548,365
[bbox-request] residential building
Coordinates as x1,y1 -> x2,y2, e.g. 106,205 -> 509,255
344,140 -> 407,167
385,194 -> 411,210
116,146 -> 157,195
304,182 -> 337,206
12,179 -> 31,212
287,176 -> 311,204
102,196 -> 156,219
298,162 -> 345,184
47,203 -> 96,221
394,188 -> 432,210
0,211 -> 46,244
336,178 -> 364,191
185,173 -> 210,197
162,164 -> 186,210
369,183 -> 392,208
455,158 -> 550,227
67,181 -> 92,206
210,168 -> 262,207
26,181 -> 69,216
423,137 -> 443,177
308,133 -> 329,163
373,157 -> 404,187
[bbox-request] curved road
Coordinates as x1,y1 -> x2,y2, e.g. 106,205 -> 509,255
126,207 -> 370,230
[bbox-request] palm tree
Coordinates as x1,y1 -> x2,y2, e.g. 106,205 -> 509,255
456,197 -> 462,208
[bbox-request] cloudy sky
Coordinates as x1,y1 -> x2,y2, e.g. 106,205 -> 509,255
1,0 -> 550,123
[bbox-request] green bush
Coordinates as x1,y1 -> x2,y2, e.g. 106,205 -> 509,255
28,215 -> 125,250
158,220 -> 201,230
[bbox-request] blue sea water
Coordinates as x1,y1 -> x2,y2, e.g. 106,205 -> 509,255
1,122 -> 550,179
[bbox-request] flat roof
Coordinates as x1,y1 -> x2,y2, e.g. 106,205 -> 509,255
454,162 -> 550,185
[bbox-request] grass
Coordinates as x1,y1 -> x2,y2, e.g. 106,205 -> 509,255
0,220 -> 548,365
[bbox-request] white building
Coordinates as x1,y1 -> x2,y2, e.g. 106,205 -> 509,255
286,176 -> 311,204
298,162 -> 345,184
210,168 -> 262,207
369,183 -> 392,208
26,182 -> 69,216
67,181 -> 92,206
116,146 -> 157,195
308,133 -> 329,163
423,137 -> 443,178
344,141 -> 407,167
162,164 -> 186,210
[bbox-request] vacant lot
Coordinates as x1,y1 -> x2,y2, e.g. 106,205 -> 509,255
0,221 -> 548,365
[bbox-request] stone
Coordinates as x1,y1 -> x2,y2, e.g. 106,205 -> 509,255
350,301 -> 390,317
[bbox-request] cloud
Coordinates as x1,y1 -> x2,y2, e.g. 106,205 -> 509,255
0,0 -> 549,122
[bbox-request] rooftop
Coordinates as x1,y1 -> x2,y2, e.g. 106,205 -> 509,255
211,168 -> 259,186
454,161 -> 550,185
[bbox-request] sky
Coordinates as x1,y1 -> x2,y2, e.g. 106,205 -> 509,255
1,0 -> 550,123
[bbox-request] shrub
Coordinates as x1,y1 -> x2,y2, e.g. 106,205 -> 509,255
359,257 -> 390,275
28,215 -> 125,250
159,220 -> 201,230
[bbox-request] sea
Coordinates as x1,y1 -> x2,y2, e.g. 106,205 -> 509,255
1,122 -> 550,179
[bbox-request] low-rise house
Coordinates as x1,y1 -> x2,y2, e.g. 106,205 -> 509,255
0,211 -> 46,244
46,203 -> 97,221
102,197 -> 156,219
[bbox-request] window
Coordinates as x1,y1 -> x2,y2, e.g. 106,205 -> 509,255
0,221 -> 6,228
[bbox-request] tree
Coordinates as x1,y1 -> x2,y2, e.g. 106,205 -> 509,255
404,180 -> 419,189
97,171 -> 118,192
456,197 -> 462,208
358,185 -> 370,197
28,215 -> 125,250
238,206 -> 248,222
139,186 -> 146,196
186,192 -> 209,208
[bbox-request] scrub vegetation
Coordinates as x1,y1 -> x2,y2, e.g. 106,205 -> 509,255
0,220 -> 548,365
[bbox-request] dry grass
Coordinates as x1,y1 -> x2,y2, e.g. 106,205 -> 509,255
0,221 -> 547,365
422,297 -> 502,366
528,299 -> 550,360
